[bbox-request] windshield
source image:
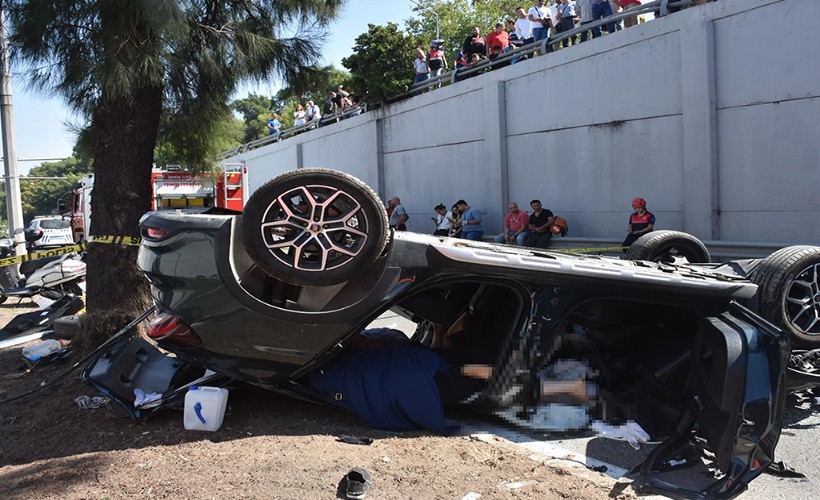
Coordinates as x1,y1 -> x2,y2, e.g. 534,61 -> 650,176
38,219 -> 71,230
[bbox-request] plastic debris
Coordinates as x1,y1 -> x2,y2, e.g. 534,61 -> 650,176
765,460 -> 806,478
504,480 -> 538,489
591,420 -> 651,450
462,493 -> 481,500
134,388 -> 163,409
22,339 -> 69,361
74,395 -> 110,409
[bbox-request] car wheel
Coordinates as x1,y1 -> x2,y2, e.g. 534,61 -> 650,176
624,230 -> 711,264
241,168 -> 389,286
751,246 -> 820,348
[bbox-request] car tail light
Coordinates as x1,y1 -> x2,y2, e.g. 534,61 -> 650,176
144,227 -> 169,240
147,314 -> 201,347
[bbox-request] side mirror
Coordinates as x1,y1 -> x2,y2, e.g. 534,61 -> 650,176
57,191 -> 72,215
24,229 -> 43,243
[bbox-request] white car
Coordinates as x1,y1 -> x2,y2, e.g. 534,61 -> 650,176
25,216 -> 74,250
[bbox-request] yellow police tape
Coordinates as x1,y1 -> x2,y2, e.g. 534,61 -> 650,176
0,235 -> 143,267
550,246 -> 628,254
89,235 -> 142,247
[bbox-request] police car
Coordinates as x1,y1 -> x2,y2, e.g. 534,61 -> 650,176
25,216 -> 74,250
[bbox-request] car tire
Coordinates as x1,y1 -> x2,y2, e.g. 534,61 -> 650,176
241,168 -> 389,286
624,230 -> 711,264
0,294 -> 6,305
750,246 -> 820,348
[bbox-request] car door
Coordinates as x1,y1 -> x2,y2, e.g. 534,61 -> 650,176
638,303 -> 788,499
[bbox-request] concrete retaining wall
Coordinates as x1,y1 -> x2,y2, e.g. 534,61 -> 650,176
222,0 -> 819,245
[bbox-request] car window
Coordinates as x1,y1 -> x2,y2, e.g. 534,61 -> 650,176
38,219 -> 71,230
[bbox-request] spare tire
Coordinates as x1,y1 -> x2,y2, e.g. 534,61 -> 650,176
751,246 -> 820,348
241,168 -> 389,286
624,230 -> 711,264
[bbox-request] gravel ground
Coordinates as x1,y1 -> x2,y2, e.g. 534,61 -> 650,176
0,301 -> 631,499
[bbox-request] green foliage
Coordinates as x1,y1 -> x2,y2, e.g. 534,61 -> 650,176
342,23 -> 423,104
0,156 -> 93,226
406,0 -> 521,57
155,109 -> 245,168
7,0 -> 345,168
274,65 -> 352,111
230,65 -> 352,142
232,93 -> 276,143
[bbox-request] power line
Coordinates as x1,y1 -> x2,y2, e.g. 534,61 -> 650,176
0,157 -> 70,162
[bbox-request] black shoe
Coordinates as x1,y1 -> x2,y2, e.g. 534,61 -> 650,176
345,467 -> 372,499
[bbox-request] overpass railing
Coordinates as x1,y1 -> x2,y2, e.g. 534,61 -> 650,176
215,104 -> 368,161
397,0 -> 709,100
217,0 -> 709,160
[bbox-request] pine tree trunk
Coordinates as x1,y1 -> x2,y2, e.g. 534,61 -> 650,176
85,86 -> 163,330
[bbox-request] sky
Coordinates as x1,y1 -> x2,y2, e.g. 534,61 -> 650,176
2,1 -> 417,174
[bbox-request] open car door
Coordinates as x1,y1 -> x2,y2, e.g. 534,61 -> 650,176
638,303 -> 788,499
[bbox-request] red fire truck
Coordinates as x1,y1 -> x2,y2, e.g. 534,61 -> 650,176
71,163 -> 248,243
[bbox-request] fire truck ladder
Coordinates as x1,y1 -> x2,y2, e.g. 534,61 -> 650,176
218,163 -> 248,211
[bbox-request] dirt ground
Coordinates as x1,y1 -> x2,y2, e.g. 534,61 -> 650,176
0,300 -> 633,500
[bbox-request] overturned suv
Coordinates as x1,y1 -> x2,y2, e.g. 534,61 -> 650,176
84,168 -> 820,499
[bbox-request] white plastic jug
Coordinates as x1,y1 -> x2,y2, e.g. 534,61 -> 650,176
184,386 -> 229,431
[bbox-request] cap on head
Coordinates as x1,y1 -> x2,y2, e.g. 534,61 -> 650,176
632,197 -> 647,209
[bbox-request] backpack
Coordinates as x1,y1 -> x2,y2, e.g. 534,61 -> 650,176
551,216 -> 569,237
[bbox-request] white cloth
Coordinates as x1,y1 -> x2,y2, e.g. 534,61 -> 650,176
528,5 -> 551,28
436,211 -> 453,231
413,57 -> 429,74
591,420 -> 652,450
515,17 -> 533,41
549,5 -> 560,28
294,110 -> 306,126
306,104 -> 321,122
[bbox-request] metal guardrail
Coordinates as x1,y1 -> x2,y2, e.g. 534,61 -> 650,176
215,104 -> 368,161
523,236 -> 790,261
216,0 -> 707,160
397,0 -> 706,100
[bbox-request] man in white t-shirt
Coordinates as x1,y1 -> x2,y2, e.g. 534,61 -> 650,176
514,6 -> 534,44
305,100 -> 321,127
412,48 -> 430,95
528,0 -> 552,43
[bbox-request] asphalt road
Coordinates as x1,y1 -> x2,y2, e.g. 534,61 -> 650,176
369,310 -> 820,499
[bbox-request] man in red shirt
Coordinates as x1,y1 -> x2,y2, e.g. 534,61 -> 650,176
494,202 -> 530,245
485,22 -> 510,57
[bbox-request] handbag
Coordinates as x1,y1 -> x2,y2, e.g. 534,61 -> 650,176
550,216 -> 569,237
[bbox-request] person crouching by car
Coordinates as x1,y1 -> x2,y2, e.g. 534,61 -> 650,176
622,197 -> 655,248
432,204 -> 452,236
306,328 -> 489,435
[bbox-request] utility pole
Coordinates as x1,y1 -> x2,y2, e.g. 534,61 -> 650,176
0,6 -> 25,255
